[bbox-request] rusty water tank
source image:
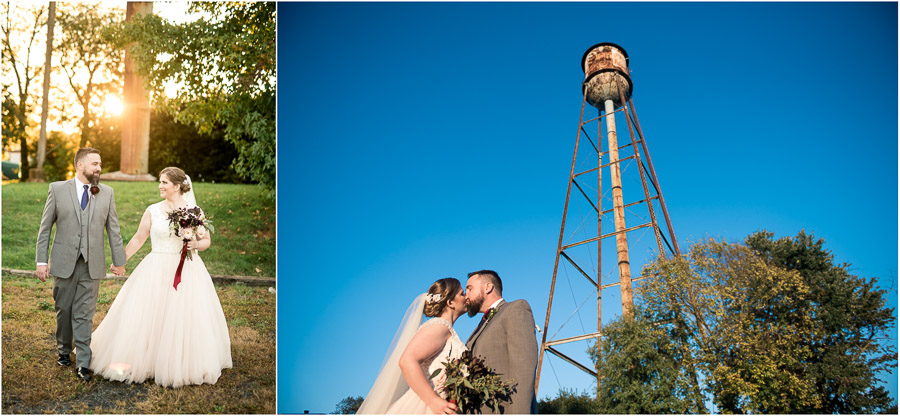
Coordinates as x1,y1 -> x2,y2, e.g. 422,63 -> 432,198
581,42 -> 632,110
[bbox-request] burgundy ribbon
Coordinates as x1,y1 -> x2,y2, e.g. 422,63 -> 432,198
174,240 -> 188,290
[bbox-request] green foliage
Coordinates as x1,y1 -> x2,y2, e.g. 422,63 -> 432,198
89,115 -> 121,172
619,234 -> 897,414
537,389 -> 600,414
27,130 -> 74,181
332,395 -> 363,414
113,2 -> 275,196
88,109 -> 248,184
1,2 -> 48,180
147,111 -> 246,184
638,238 -> 821,413
589,310 -> 701,414
745,230 -> 897,414
431,350 -> 514,413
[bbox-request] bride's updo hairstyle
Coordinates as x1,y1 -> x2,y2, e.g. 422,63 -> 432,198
423,277 -> 461,318
160,167 -> 191,194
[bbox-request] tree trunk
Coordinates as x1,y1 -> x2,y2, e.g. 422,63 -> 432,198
32,1 -> 55,181
15,101 -> 30,181
18,132 -> 30,181
36,2 -> 55,167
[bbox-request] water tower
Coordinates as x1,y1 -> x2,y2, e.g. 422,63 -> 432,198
536,43 -> 680,394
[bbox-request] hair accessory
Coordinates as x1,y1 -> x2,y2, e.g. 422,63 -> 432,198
425,293 -> 442,303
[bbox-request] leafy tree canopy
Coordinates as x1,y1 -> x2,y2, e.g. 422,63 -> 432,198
537,389 -> 600,414
590,234 -> 897,414
745,230 -> 897,414
590,309 -> 702,414
113,2 -> 275,195
637,238 -> 822,413
332,395 -> 363,415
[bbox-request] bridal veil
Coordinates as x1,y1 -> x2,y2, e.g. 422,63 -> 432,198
356,293 -> 427,414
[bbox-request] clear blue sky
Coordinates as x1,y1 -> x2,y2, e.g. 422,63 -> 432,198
276,2 -> 898,413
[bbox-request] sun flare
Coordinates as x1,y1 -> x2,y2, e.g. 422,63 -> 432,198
104,95 -> 123,116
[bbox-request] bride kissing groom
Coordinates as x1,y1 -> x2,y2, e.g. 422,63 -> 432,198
358,270 -> 538,414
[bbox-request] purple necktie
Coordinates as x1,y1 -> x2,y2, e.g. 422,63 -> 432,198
81,185 -> 88,210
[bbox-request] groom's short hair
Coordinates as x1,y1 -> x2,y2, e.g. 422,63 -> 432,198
468,269 -> 502,295
74,147 -> 100,167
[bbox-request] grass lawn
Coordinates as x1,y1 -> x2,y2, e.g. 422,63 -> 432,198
1,181 -> 275,278
1,274 -> 276,414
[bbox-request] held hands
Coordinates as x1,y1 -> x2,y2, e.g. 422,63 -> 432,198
109,264 -> 126,276
36,265 -> 49,282
428,397 -> 458,414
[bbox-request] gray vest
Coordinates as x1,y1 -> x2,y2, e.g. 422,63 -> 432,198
78,190 -> 90,261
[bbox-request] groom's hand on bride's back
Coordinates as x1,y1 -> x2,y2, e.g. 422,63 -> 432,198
36,265 -> 49,282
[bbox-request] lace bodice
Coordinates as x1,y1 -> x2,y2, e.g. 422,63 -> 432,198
419,318 -> 467,398
149,201 -> 201,254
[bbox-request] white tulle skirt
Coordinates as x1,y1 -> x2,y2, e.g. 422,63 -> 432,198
90,251 -> 233,387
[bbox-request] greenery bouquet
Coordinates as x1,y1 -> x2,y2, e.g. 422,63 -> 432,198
430,350 -> 515,414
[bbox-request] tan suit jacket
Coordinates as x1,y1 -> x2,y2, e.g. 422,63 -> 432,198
466,299 -> 539,414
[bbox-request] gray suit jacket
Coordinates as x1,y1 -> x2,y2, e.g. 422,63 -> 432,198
466,299 -> 539,414
35,179 -> 126,279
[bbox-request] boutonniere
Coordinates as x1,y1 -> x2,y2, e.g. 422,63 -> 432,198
90,185 -> 99,195
485,307 -> 498,322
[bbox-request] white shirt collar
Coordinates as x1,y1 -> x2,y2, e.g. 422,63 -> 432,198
75,177 -> 89,201
487,298 -> 504,312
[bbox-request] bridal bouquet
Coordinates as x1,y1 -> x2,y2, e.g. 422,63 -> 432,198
166,206 -> 213,290
430,350 -> 515,414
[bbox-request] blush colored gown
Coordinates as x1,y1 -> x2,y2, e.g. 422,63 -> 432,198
89,201 -> 232,387
386,318 -> 467,414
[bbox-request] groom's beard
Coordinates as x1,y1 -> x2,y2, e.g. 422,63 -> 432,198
83,167 -> 99,185
467,297 -> 483,318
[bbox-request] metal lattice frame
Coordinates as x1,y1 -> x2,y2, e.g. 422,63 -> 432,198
535,77 -> 680,395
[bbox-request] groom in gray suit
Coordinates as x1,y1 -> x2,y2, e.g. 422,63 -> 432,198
465,270 -> 538,414
35,147 -> 126,381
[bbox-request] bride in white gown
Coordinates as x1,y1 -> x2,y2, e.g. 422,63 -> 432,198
89,167 -> 232,387
358,278 -> 468,414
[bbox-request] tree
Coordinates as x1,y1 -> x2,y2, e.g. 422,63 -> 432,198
537,389 -> 600,414
33,1 -> 55,179
332,395 -> 363,414
28,129 -> 74,182
745,230 -> 897,414
115,2 -> 275,195
589,310 -> 701,414
146,111 -> 246,184
2,2 -> 47,181
56,2 -> 123,148
638,238 -> 821,413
